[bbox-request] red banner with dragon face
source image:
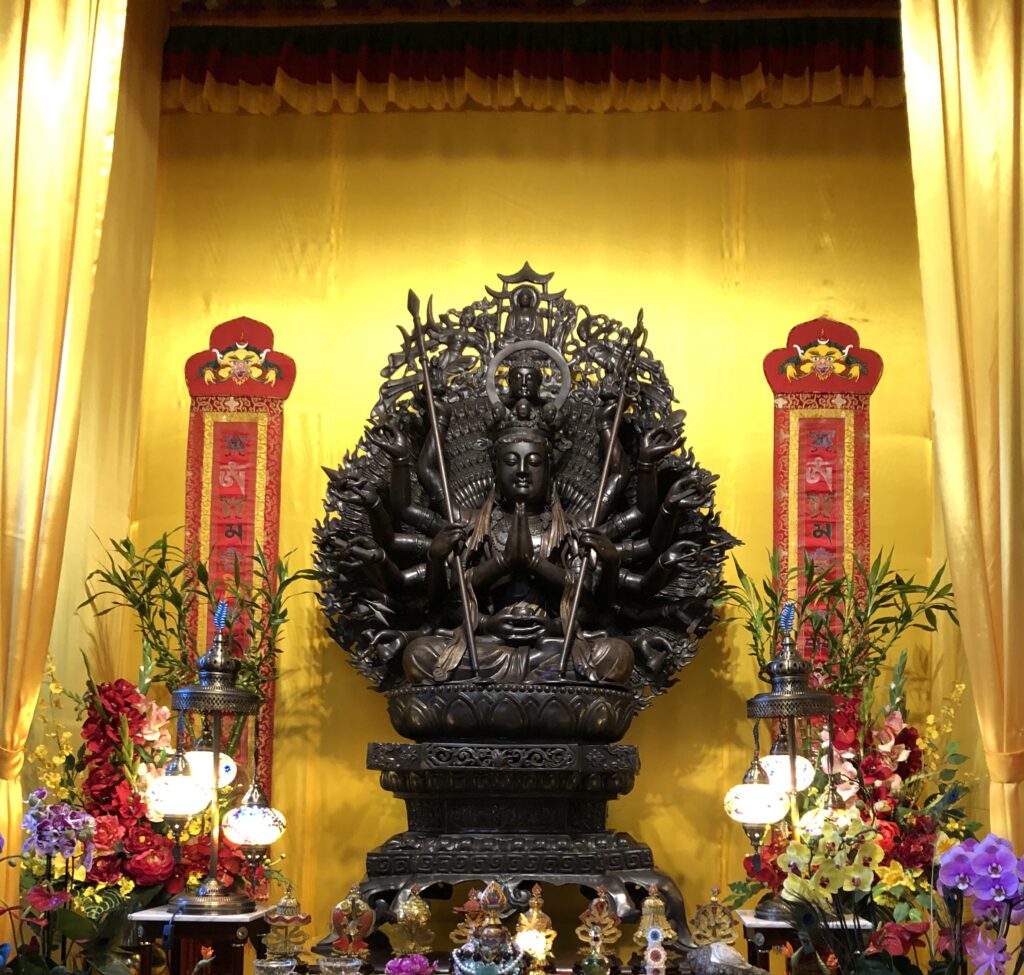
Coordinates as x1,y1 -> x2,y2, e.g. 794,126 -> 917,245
184,317 -> 295,796
764,318 -> 882,598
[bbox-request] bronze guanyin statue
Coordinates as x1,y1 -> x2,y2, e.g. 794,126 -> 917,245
314,265 -> 736,954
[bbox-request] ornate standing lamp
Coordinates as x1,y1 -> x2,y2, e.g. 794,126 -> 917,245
741,602 -> 833,919
171,601 -> 262,914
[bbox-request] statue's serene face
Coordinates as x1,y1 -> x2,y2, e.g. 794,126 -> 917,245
509,365 -> 541,402
496,436 -> 548,508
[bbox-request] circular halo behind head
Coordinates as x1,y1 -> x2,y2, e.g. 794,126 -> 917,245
485,340 -> 571,412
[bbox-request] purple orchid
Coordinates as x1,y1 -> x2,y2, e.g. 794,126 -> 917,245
21,800 -> 95,868
974,872 -> 1020,903
971,898 -> 1005,926
939,847 -> 977,894
971,835 -> 1018,880
967,932 -> 1010,975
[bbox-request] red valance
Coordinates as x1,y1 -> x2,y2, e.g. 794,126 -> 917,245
163,17 -> 904,113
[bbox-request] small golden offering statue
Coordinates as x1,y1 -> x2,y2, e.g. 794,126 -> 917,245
514,885 -> 556,975
451,882 -> 525,975
331,884 -> 374,960
575,887 -> 621,975
393,884 -> 434,956
632,885 -> 676,949
264,886 -> 312,960
451,888 -> 485,946
690,888 -> 738,947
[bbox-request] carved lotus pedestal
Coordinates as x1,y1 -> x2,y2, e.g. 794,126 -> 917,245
349,686 -> 694,956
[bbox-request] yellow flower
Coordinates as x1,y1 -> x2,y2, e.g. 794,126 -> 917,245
118,877 -> 136,896
856,842 -> 884,872
783,875 -> 825,906
782,842 -> 812,874
813,863 -> 846,897
843,864 -> 874,892
50,681 -> 64,696
935,831 -> 958,860
876,862 -> 906,888
873,888 -> 897,908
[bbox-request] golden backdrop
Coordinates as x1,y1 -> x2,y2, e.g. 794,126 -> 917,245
135,104 -> 943,942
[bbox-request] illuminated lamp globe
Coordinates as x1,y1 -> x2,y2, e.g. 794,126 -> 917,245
145,754 -> 212,819
222,784 -> 286,848
724,757 -> 788,829
184,747 -> 238,790
723,782 -> 788,826
760,754 -> 816,793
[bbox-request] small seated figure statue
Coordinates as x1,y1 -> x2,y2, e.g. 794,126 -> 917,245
451,882 -> 525,975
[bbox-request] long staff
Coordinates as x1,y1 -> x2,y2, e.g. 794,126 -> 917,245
408,289 -> 479,677
558,313 -> 647,677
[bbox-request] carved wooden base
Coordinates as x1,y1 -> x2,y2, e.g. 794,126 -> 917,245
322,742 -> 694,958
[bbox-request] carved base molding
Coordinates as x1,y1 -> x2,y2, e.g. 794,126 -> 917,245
386,684 -> 639,743
343,741 -> 694,955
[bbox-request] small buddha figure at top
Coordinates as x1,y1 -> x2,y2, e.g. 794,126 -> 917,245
506,286 -> 544,340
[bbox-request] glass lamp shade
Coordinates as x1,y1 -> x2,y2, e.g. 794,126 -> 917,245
723,783 -> 788,826
146,769 -> 212,819
222,792 -> 286,847
184,749 -> 238,790
760,754 -> 816,792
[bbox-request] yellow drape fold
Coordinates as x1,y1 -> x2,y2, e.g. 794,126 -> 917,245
0,0 -> 128,910
162,68 -> 905,115
902,0 -> 1024,847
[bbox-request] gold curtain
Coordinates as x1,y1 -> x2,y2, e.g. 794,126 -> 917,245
902,1 -> 1024,847
164,68 -> 905,115
0,0 -> 137,910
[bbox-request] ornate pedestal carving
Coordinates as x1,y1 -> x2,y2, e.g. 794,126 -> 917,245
357,742 -> 693,952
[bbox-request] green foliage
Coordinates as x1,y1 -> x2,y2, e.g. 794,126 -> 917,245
725,550 -> 957,697
722,879 -> 763,910
80,530 -> 316,697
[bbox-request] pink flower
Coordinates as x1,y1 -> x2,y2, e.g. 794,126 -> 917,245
873,711 -> 911,763
137,701 -> 172,749
25,886 -> 71,913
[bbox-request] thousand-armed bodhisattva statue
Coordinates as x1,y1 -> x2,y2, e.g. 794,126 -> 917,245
314,264 -> 737,949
